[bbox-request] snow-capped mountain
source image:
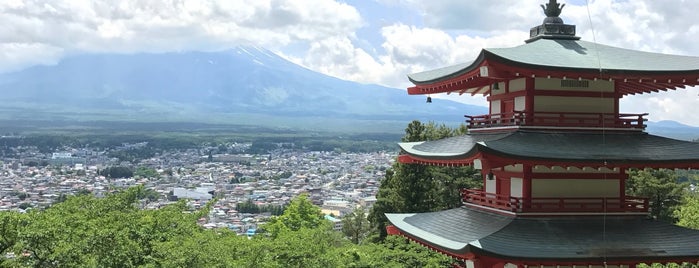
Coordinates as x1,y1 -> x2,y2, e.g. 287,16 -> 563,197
0,46 -> 486,127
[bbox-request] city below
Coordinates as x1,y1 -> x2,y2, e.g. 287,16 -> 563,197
0,138 -> 394,235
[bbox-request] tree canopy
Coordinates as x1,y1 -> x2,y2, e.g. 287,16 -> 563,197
675,193 -> 699,230
0,187 -> 451,267
342,206 -> 372,244
626,168 -> 688,222
369,120 -> 480,238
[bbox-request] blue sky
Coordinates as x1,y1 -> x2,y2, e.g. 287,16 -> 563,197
1,0 -> 698,125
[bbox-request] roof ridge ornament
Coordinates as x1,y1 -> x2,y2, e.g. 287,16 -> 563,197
541,0 -> 565,20
526,0 -> 580,43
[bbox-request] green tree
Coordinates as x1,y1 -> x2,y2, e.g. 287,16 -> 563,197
626,168 -> 688,222
675,193 -> 699,230
0,186 -> 454,267
14,186 -> 205,267
264,194 -> 326,238
99,166 -> 134,179
18,203 -> 32,210
369,120 -> 479,238
342,206 -> 372,244
0,212 -> 25,266
133,166 -> 159,178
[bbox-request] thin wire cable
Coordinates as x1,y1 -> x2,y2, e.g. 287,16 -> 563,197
585,0 -> 607,265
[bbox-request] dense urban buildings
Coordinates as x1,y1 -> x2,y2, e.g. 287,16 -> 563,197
0,139 -> 393,235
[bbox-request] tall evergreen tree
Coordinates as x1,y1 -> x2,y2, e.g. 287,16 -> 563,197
626,168 -> 688,222
369,120 -> 480,238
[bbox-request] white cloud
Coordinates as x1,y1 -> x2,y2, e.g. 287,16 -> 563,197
0,0 -> 362,72
0,43 -> 64,73
320,0 -> 699,125
1,0 -> 698,125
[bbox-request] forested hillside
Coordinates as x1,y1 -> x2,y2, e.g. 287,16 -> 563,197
0,187 -> 451,267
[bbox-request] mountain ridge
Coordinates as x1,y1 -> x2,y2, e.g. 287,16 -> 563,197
0,46 -> 486,130
0,47 -> 696,140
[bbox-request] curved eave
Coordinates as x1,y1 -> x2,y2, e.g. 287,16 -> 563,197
408,50 -> 487,85
398,142 -> 482,166
386,207 -> 699,263
399,141 -> 481,159
385,213 -> 469,252
478,146 -> 699,170
483,50 -> 699,96
398,131 -> 699,169
406,39 -> 699,96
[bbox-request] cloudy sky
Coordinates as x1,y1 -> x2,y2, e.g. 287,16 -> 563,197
2,0 -> 698,125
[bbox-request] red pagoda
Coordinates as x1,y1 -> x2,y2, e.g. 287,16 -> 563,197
385,1 -> 699,267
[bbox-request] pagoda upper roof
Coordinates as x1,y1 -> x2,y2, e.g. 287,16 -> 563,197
407,38 -> 699,96
386,207 -> 699,262
399,130 -> 699,169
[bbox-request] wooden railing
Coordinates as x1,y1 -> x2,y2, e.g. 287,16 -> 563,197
464,112 -> 647,129
461,189 -> 649,213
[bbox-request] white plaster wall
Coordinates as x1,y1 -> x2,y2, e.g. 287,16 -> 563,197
534,96 -> 614,113
465,260 -> 475,268
504,263 -> 518,268
510,177 -> 523,198
490,99 -> 501,115
531,179 -> 619,198
514,96 -> 526,111
509,78 -> 526,92
485,177 -> 496,194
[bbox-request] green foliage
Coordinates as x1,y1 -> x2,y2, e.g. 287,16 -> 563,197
108,146 -> 158,163
18,203 -> 32,210
8,186 -> 202,267
264,194 -> 326,237
99,166 -> 134,178
134,166 -> 159,178
369,120 -> 480,238
0,211 -> 25,266
638,262 -> 699,268
0,187 -> 453,267
626,168 -> 688,222
675,193 -> 699,230
237,199 -> 285,215
342,207 -> 372,244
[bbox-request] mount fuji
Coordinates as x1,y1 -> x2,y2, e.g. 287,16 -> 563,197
0,46 -> 486,132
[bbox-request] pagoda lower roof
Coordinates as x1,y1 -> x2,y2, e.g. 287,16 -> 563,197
386,207 -> 699,262
399,130 -> 699,168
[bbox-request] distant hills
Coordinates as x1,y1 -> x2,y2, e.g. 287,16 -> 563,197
0,47 -> 696,140
646,120 -> 699,141
0,46 -> 485,133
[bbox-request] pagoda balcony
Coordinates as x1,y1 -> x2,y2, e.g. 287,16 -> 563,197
461,189 -> 649,214
465,111 -> 647,130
